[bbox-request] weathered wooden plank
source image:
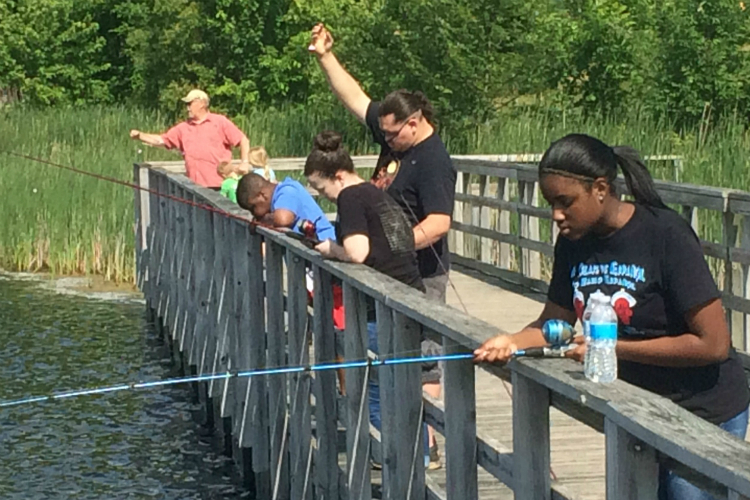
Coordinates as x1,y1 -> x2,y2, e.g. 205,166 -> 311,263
454,192 -> 551,220
219,215 -> 237,424
266,239 -> 290,500
287,251 -> 313,500
381,310 -> 425,500
343,283 -> 372,500
479,176 -> 492,264
443,337 -> 478,500
232,220 -> 252,445
452,171 -> 466,258
605,418 -> 658,500
512,371 -> 551,500
181,191 -> 197,368
519,180 -> 541,279
247,231 -> 271,497
133,164 -> 150,293
510,358 -> 750,497
312,265 -> 339,499
496,178 -> 512,269
165,180 -> 180,343
154,173 -> 170,321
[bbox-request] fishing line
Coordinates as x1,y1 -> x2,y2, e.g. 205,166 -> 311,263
0,149 -> 283,236
0,352 -> 474,409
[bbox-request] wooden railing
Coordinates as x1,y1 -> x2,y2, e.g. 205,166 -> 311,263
450,158 -> 750,354
134,160 -> 750,500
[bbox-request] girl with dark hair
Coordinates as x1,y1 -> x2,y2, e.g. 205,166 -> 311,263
474,134 -> 749,500
305,130 -> 434,468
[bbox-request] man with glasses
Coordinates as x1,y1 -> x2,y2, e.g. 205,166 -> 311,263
129,89 -> 251,189
310,23 -> 457,470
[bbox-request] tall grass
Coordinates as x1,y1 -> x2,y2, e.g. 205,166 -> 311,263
0,104 -> 747,283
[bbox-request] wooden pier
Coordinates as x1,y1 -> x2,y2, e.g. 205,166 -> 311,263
134,156 -> 750,500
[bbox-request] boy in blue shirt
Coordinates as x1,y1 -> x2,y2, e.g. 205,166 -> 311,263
236,173 -> 335,242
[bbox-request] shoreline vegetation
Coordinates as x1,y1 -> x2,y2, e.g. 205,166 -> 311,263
1,104 -> 748,283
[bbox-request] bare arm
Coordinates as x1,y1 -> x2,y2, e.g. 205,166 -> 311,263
617,299 -> 729,367
309,24 -> 371,124
130,130 -> 166,148
413,214 -> 451,250
272,209 -> 296,229
474,301 -> 577,363
239,136 -> 250,164
315,235 -> 370,263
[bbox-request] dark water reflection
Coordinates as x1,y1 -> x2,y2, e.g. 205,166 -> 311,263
0,277 -> 247,499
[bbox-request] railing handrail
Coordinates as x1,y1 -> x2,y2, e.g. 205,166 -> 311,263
137,160 -> 750,500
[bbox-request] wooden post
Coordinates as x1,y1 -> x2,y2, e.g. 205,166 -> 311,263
379,307 -> 425,500
741,216 -> 750,351
146,169 -> 159,315
219,215 -> 237,451
452,171 -> 465,258
496,177 -> 511,269
478,175 -> 492,263
462,173 -> 473,258
165,180 -> 180,344
512,371 -> 550,500
195,206 -> 216,425
133,164 -> 150,293
443,337 -> 478,500
248,231 -> 271,497
343,283 -> 372,500
287,251 -> 313,500
266,240 -> 290,500
181,191 -> 197,370
154,174 -> 169,322
233,221 -> 252,447
312,265 -> 339,499
604,418 -> 658,500
723,208 -> 740,342
376,301 -> 395,498
207,210 -> 225,401
519,180 -> 541,279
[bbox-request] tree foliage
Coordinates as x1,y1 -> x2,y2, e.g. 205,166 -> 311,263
1,0 -> 749,127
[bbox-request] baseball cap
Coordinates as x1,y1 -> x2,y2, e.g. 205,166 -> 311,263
181,89 -> 210,105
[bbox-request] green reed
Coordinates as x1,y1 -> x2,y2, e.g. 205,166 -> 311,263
0,104 -> 747,283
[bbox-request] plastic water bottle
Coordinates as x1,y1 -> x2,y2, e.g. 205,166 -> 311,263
582,289 -> 606,379
584,291 -> 618,384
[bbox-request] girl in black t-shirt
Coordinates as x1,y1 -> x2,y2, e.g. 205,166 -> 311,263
304,130 -> 434,468
474,133 -> 749,500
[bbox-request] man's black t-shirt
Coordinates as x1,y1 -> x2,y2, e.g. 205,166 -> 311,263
337,183 -> 425,319
548,204 -> 750,424
365,102 -> 456,279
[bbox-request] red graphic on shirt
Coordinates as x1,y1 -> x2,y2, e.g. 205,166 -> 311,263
573,288 -> 585,320
611,289 -> 636,325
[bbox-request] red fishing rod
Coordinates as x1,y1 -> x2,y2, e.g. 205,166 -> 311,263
0,149 -> 319,246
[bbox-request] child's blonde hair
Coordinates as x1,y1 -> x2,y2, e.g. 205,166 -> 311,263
248,146 -> 271,180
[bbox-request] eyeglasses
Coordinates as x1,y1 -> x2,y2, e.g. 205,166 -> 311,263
383,112 -> 420,142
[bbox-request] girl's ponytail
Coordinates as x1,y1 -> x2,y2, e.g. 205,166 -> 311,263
612,146 -> 666,209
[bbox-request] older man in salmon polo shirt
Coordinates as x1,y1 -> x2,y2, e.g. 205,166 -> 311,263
129,89 -> 251,188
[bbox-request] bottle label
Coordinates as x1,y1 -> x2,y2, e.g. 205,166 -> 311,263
590,323 -> 617,341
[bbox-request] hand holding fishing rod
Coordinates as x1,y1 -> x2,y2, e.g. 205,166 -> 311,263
474,319 -> 578,363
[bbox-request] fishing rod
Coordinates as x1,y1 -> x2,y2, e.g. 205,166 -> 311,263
0,149 -> 321,247
0,352 -> 475,409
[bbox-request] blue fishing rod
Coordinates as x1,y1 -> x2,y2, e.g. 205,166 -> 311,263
0,319 -> 577,409
0,352 -> 476,409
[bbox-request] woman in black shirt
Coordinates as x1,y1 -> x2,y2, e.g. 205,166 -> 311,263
305,130 -> 434,468
474,133 -> 749,500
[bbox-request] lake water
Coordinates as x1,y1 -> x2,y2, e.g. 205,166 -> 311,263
0,275 -> 248,499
